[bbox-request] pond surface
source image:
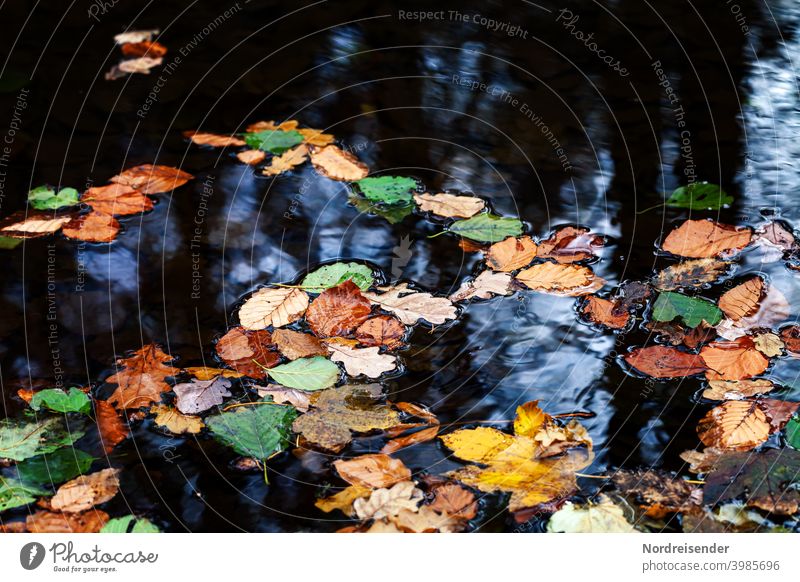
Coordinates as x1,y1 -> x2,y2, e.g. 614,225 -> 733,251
1,0 -> 800,531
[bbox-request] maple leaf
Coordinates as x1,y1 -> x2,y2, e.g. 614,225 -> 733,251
106,344 -> 179,409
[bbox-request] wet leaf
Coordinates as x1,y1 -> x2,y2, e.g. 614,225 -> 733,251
537,226 -> 603,263
448,271 -> 513,302
101,515 -> 160,533
661,219 -> 752,258
267,356 -> 339,391
184,367 -> 244,381
120,40 -> 167,58
428,482 -> 477,520
0,417 -> 85,461
349,196 -> 414,224
334,453 -> 411,488
215,327 -> 280,379
623,345 -> 706,378
651,291 -> 722,328
719,276 -> 763,321
665,182 -> 732,210
95,399 -> 128,453
244,129 -> 304,153
754,221 -> 795,259
49,468 -> 120,513
0,210 -> 72,238
780,325 -> 800,353
183,131 -> 245,147
272,329 -> 327,360
697,400 -> 770,450
114,56 -> 163,76
297,128 -> 334,146
387,505 -> 464,533
516,261 -> 605,296
326,339 -> 397,378
0,478 -> 47,512
27,509 -> 109,533
306,280 -> 372,337
786,417 -> 800,449
702,379 -> 775,401
612,469 -> 699,518
448,213 -> 524,243
114,29 -> 159,44
261,144 -> 308,176
28,185 -> 80,210
292,384 -> 400,452
353,481 -> 423,520
207,401 -> 297,460
106,344 -> 180,409
247,120 -> 299,132
753,332 -> 784,357
309,144 -> 369,181
653,259 -> 730,290
315,485 -> 372,516
355,316 -> 406,350
716,285 -> 790,340
151,404 -> 204,435
581,296 -> 629,329
700,337 -> 770,381
363,283 -> 457,325
547,495 -> 637,532
81,183 -> 154,216
257,385 -> 311,412
485,236 -> 538,271
356,176 -> 417,204
301,262 -> 374,293
62,211 -> 120,243
173,376 -> 232,415
110,164 -> 193,194
381,425 -> 439,454
30,387 -> 91,415
413,192 -> 485,218
236,149 -> 267,165
14,449 -> 95,487
238,287 -> 309,330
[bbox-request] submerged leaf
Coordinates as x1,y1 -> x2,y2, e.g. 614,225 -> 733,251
0,417 -> 85,461
207,401 -> 297,460
536,226 -> 603,263
718,276 -> 763,321
653,258 -> 730,290
580,296 -> 629,329
101,515 -> 160,533
356,176 -> 417,204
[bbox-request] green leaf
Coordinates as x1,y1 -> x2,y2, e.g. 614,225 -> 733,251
349,195 -> 414,224
28,185 -> 80,210
355,176 -> 417,204
0,477 -> 48,512
0,236 -> 22,250
101,515 -> 161,533
266,357 -> 340,391
207,401 -> 298,460
30,388 -> 92,415
243,130 -> 303,153
15,448 -> 95,486
666,183 -> 732,210
448,214 -> 524,242
786,416 -> 800,449
0,417 -> 85,462
651,291 -> 722,328
300,262 -> 374,293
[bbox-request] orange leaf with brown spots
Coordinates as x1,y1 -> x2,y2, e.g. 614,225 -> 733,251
623,345 -> 706,378
661,219 -> 752,258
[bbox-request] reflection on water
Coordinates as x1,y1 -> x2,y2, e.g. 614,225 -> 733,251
1,0 -> 800,531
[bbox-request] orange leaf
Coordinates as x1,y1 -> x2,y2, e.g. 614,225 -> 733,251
515,262 -> 605,296
272,329 -> 327,360
381,425 -> 439,454
485,236 -> 538,271
581,296 -> 629,329
333,454 -> 411,488
308,145 -> 369,181
106,344 -> 180,409
236,149 -> 267,165
623,345 -> 706,378
355,315 -> 406,349
697,401 -> 770,450
719,277 -> 764,321
121,40 -> 167,58
537,226 -> 603,263
661,219 -> 752,258
215,327 -> 280,379
62,212 -> 120,243
183,131 -> 246,147
306,280 -> 372,337
26,510 -> 109,533
110,164 -> 193,194
95,399 -> 128,453
428,483 -> 478,520
82,183 -> 154,216
700,337 -> 770,380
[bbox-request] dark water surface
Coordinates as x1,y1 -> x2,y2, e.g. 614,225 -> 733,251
1,0 -> 800,531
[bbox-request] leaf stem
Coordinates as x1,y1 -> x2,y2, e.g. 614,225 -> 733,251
426,230 -> 449,239
635,202 -> 666,215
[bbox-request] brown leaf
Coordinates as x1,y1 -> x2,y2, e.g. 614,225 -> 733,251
355,315 -> 406,350
395,401 -> 439,425
537,226 -> 603,263
121,40 -> 167,58
753,332 -> 784,357
702,379 -> 775,401
758,399 -> 799,431
612,469 -> 700,518
236,149 -> 267,165
646,320 -> 716,349
238,287 -> 309,330
62,212 -> 120,243
515,261 -> 605,296
215,327 -> 280,379
272,329 -> 327,360
110,164 -> 193,194
780,325 -> 800,354
246,120 -> 299,132
353,481 -> 424,520
428,482 -> 477,520
26,510 -> 109,533
680,447 -> 726,473
700,337 -> 770,381
183,131 -> 246,147
485,236 -> 538,271
363,283 -> 457,325
612,281 -> 652,315
719,277 -> 763,321
107,344 -> 179,409
0,210 -> 73,238
306,280 -> 372,337
50,468 -> 120,513
82,183 -> 154,216
716,285 -> 790,340
308,145 -> 369,181
755,221 -> 795,254
697,401 -> 770,450
389,505 -> 464,533
412,192 -> 485,219
661,219 -> 752,258
95,399 -> 128,453
653,258 -> 730,290
262,144 -> 309,176
334,453 -> 411,488
381,426 -> 440,454
581,296 -> 629,329
623,345 -> 706,378
257,385 -> 311,412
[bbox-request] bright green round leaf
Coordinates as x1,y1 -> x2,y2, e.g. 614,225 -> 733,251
266,356 -> 340,391
651,291 -> 722,328
28,185 -> 80,210
207,401 -> 298,460
300,262 -> 374,293
243,130 -> 303,153
30,387 -> 92,415
355,176 -> 417,205
666,182 -> 732,210
448,214 -> 524,242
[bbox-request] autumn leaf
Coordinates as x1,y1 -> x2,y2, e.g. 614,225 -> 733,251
151,404 -> 204,435
753,332 -> 784,357
363,283 -> 457,325
700,336 -> 770,380
546,495 -> 637,532
412,192 -> 485,218
114,29 -> 159,44
121,39 -> 167,58
257,385 -> 311,412
106,344 -> 179,409
173,377 -> 232,414
309,144 -> 369,181
515,261 -> 605,296
581,296 -> 629,329
702,379 -> 775,401
292,384 -> 400,452
0,478 -> 47,512
485,236 -> 538,271
780,325 -> 800,353
306,280 -> 372,337
355,316 -> 405,350
49,468 -> 120,513
385,505 -> 464,533
0,210 -> 73,238
27,509 -> 109,533
697,400 -> 770,450
719,276 -> 763,321
236,149 -> 266,165
115,57 -> 163,76
272,329 -> 327,360
381,425 -> 439,454
183,130 -> 245,147
537,226 -> 603,263
110,164 -> 193,194
81,183 -> 154,216
326,338 -> 397,378
297,128 -> 335,146
215,327 -> 280,379
623,345 -> 706,378
612,469 -> 700,518
716,285 -> 790,340
754,221 -> 795,259
301,262 -> 374,293
448,271 -> 513,302
353,481 -> 423,520
261,144 -> 309,176
333,453 -> 411,488
247,120 -> 299,132
183,367 -> 244,381
661,219 -> 752,258
238,287 -> 309,330
62,212 -> 120,243
653,259 -> 730,291
315,485 -> 372,516
428,482 -> 477,520
95,399 -> 128,453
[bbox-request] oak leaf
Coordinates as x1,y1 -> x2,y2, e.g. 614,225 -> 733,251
363,283 -> 457,325
306,280 -> 372,337
485,236 -> 538,271
428,482 -> 477,520
546,495 -> 636,532
780,325 -> 800,353
50,468 -> 120,513
238,287 -> 309,330
297,128 -> 335,146
515,261 -> 605,296
81,183 -> 154,216
272,328 -> 327,360
62,212 -> 120,243
107,344 -> 179,409
753,332 -> 784,357
110,164 -> 193,194
353,481 -> 423,520
308,145 -> 369,181
389,505 -> 464,533
412,192 -> 485,218
661,219 -> 752,258
334,453 -> 411,488
623,345 -> 706,378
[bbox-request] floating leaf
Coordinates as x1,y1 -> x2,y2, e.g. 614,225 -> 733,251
121,40 -> 167,58
257,385 -> 311,412
0,478 -> 48,512
27,509 -> 109,533
49,468 -> 120,513
292,384 -> 400,452
301,262 -> 374,293
381,425 -> 439,454
315,485 -> 372,516
547,495 -> 636,533
30,387 -> 91,415
106,344 -> 179,409
110,164 -> 193,194
363,283 -> 457,325
207,401 -> 297,460
697,401 -> 770,451
428,482 -> 477,520
261,144 -> 309,176
702,379 -> 775,401
101,515 -> 160,533
349,195 -> 415,224
215,327 -> 280,379
309,145 -> 369,181
661,219 -> 752,258
716,285 -> 790,340
700,336 -> 770,380
95,399 -> 128,453
651,292 -> 722,328
28,185 -> 80,210
333,453 -> 411,488
353,481 -> 423,520
114,29 -> 159,44
247,120 -> 299,132
580,296 -> 629,329
537,226 -> 603,263
448,271 -> 513,302
238,287 -> 309,330
272,329 -> 327,360
184,367 -> 244,381
326,339 -> 397,378
0,210 -> 72,238
306,280 -> 372,337
0,417 -> 85,461
237,149 -> 266,165
719,276 -> 763,321
665,182 -> 732,210
355,316 -> 406,350
653,258 -> 730,290
15,449 -> 95,487
516,262 -> 605,296
62,211 -> 120,243
623,345 -> 706,378
412,192 -> 485,218
753,332 -> 784,357
243,129 -> 304,154
356,176 -> 417,204
448,214 -> 523,243
267,356 -> 339,391
81,183 -> 154,216
485,236 -> 538,271
613,469 -> 699,518
151,404 -> 204,435
183,131 -> 245,147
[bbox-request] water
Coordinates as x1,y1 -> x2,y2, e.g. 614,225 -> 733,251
1,1 -> 799,531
